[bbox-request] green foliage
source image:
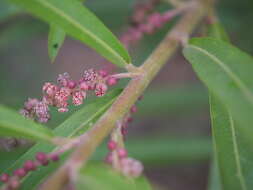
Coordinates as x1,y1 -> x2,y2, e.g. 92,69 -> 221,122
48,25 -> 66,63
0,89 -> 121,189
206,21 -> 229,190
207,160 -> 222,190
206,22 -> 253,190
9,0 -> 131,67
184,25 -> 253,189
77,164 -> 151,190
209,97 -> 253,189
0,105 -> 54,142
183,37 -> 253,143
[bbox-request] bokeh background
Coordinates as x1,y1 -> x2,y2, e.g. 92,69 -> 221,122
0,0 -> 253,189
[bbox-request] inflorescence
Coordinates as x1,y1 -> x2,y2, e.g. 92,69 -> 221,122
120,0 -> 184,48
0,152 -> 60,190
105,97 -> 143,178
20,69 -> 118,123
0,0 -> 187,188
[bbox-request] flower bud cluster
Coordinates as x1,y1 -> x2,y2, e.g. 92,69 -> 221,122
105,140 -> 143,178
20,69 -> 118,123
130,0 -> 161,25
121,10 -> 177,48
0,152 -> 60,190
120,0 -> 185,48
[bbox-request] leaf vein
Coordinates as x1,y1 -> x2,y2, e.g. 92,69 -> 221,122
188,45 -> 253,105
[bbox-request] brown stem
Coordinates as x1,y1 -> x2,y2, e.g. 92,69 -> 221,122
39,1 -> 209,189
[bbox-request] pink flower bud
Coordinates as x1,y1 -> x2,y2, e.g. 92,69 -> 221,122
24,160 -> 36,171
67,80 -> 76,89
117,148 -> 128,158
36,152 -> 48,163
0,173 -> 9,183
8,178 -> 20,189
107,140 -> 117,151
72,91 -> 86,106
42,82 -> 58,97
50,154 -> 60,162
98,69 -> 108,78
83,69 -> 98,82
106,77 -> 118,86
24,98 -> 39,110
13,168 -> 26,178
79,82 -> 89,91
121,127 -> 128,136
95,83 -> 108,97
148,13 -> 163,28
120,158 -> 143,178
54,87 -> 71,109
35,101 -> 50,123
127,117 -> 133,123
57,72 -> 70,87
130,105 -> 137,113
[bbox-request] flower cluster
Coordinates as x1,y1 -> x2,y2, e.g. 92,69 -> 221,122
105,140 -> 143,178
121,10 -> 178,48
119,0 -> 186,48
0,152 -> 60,190
20,69 -> 118,123
105,96 -> 143,178
130,0 -> 161,25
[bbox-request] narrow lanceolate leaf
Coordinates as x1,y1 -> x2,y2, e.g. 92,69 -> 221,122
9,0 -> 131,67
207,159 -> 222,190
48,24 -> 66,63
0,105 -> 54,142
0,89 -> 121,190
77,164 -> 152,190
207,22 -> 231,190
210,97 -> 253,190
183,37 -> 253,142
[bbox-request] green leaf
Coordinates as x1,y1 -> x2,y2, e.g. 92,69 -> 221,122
0,105 -> 54,142
77,164 -> 152,190
207,159 -> 222,190
209,97 -> 253,190
0,89 -> 121,189
206,22 -> 252,190
9,0 -> 131,67
48,25 -> 66,63
207,21 -> 229,190
183,37 -> 253,142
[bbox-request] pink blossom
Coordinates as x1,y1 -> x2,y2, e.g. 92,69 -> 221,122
120,158 -> 143,178
72,91 -> 86,106
57,72 -> 70,87
95,83 -> 108,97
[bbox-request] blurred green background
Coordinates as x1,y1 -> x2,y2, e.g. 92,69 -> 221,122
0,0 -> 252,189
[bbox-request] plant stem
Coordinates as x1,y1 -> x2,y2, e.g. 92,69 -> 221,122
39,1 -> 209,189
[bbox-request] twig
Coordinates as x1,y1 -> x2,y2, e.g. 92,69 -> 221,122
39,0 -> 210,189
